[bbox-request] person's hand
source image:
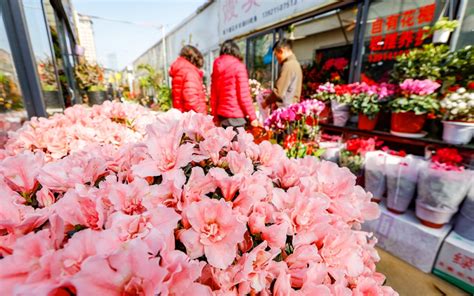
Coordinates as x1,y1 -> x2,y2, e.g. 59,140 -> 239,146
250,119 -> 260,127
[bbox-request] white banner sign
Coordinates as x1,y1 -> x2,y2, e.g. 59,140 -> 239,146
218,0 -> 336,40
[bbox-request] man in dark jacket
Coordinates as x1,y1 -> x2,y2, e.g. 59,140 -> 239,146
263,39 -> 303,110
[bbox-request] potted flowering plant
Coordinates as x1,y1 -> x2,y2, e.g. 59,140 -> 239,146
311,82 -> 334,123
416,148 -> 471,228
75,60 -> 107,105
440,87 -> 474,144
383,151 -> 424,214
430,17 -> 459,44
265,99 -> 325,158
331,84 -> 353,127
339,137 -> 379,184
350,82 -> 396,130
389,79 -> 440,136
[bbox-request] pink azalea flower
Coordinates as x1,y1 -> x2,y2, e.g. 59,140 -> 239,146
160,250 -> 212,295
180,199 -> 246,269
0,151 -> 44,195
71,239 -> 167,296
209,168 -> 243,201
53,185 -> 106,230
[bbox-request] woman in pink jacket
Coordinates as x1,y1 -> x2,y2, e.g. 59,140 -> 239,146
210,40 -> 258,129
169,45 -> 207,113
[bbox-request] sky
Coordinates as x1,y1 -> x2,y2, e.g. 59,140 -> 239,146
72,0 -> 207,70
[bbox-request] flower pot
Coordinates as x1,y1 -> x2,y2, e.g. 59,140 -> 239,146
433,29 -> 451,44
442,121 -> 474,145
331,100 -> 349,127
416,167 -> 471,228
318,102 -> 331,124
87,91 -> 108,106
385,155 -> 423,214
391,112 -> 426,134
364,151 -> 387,202
358,113 -> 379,130
43,90 -> 63,109
416,200 -> 457,228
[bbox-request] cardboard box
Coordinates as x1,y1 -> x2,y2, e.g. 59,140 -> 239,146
433,232 -> 474,294
362,203 -> 452,273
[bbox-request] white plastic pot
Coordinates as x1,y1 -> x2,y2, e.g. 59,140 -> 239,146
416,200 -> 457,227
442,121 -> 474,144
433,29 -> 451,43
331,100 -> 350,127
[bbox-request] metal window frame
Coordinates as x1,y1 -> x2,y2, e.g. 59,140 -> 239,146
1,0 -> 47,117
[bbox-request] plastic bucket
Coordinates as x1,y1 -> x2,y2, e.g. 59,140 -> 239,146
442,121 -> 474,145
416,200 -> 457,228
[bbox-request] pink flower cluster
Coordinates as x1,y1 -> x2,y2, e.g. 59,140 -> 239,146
314,82 -> 396,102
3,101 -> 157,160
349,82 -> 397,100
0,106 -> 397,295
399,79 -> 441,96
264,100 -> 326,129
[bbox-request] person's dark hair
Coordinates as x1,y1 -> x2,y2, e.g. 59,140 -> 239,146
180,45 -> 204,68
220,39 -> 243,60
273,38 -> 293,51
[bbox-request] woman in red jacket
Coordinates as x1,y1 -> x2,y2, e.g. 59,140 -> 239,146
169,45 -> 207,113
210,40 -> 258,129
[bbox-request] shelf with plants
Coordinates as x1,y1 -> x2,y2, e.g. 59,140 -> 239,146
74,60 -> 108,106
310,43 -> 474,159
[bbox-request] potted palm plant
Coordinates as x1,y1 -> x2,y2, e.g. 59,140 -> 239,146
389,79 -> 440,137
75,60 -> 107,106
440,87 -> 474,144
430,17 -> 459,44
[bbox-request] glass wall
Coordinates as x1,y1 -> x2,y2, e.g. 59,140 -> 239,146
23,0 -> 64,113
0,5 -> 27,147
360,0 -> 446,83
456,0 -> 474,49
247,31 -> 275,88
289,5 -> 358,97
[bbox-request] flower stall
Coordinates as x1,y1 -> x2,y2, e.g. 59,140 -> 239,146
0,102 -> 398,295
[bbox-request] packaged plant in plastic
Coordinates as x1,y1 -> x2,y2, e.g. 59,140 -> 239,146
331,99 -> 350,127
385,154 -> 425,214
364,151 -> 387,202
416,166 -> 471,227
454,183 -> 474,240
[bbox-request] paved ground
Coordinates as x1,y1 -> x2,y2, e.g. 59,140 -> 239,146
377,248 -> 469,296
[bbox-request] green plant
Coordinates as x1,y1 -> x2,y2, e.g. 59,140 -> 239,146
0,72 -> 23,111
38,59 -> 58,91
74,60 -> 105,92
137,64 -> 162,92
431,17 -> 459,33
444,45 -> 474,88
156,85 -> 172,111
389,94 -> 440,114
391,44 -> 450,82
350,94 -> 383,119
339,150 -> 364,176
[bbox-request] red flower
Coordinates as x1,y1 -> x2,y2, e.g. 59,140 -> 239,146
431,148 -> 463,166
283,133 -> 297,149
468,81 -> 474,90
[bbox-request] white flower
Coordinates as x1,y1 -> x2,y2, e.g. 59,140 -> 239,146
458,102 -> 467,110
